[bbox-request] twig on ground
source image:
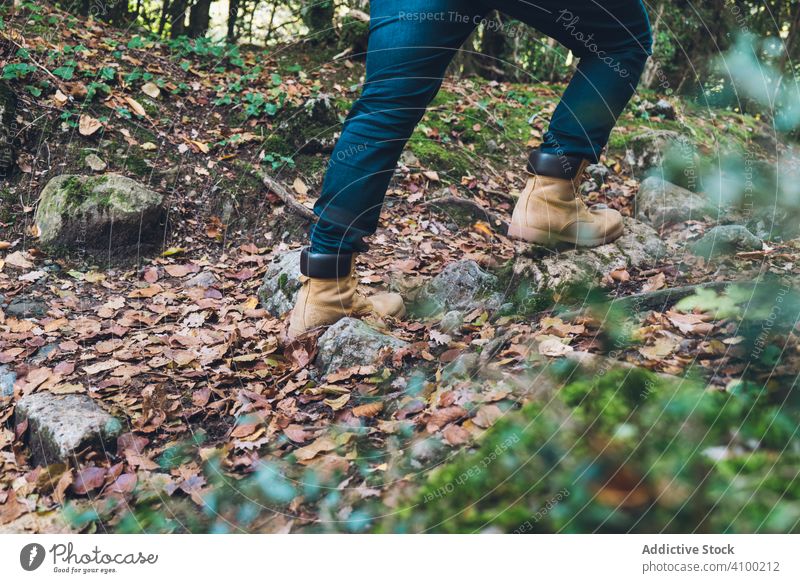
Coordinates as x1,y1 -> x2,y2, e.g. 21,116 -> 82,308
253,168 -> 317,222
423,194 -> 509,233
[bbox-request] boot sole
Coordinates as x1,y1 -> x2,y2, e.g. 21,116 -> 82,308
507,222 -> 624,248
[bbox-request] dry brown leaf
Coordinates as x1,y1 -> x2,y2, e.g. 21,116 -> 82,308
426,406 -> 468,432
141,82 -> 161,98
4,251 -> 33,269
79,114 -> 102,136
352,402 -> 383,418
124,96 -> 147,117
442,423 -> 471,446
295,436 -> 337,461
473,404 -> 503,428
642,272 -> 666,292
324,393 -> 351,411
666,310 -> 715,335
283,425 -> 312,443
292,177 -> 308,196
638,334 -> 680,360
538,337 -> 573,357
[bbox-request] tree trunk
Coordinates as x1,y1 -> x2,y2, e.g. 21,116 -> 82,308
168,0 -> 188,38
189,0 -> 213,38
227,0 -> 240,42
104,0 -> 131,26
641,2 -> 665,89
301,0 -> 335,44
478,12 -> 512,80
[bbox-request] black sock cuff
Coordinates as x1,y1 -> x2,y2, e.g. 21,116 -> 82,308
527,150 -> 585,179
300,248 -> 353,278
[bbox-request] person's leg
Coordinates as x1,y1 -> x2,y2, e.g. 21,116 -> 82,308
496,0 -> 652,247
310,2 -> 484,255
290,2 -> 484,337
494,0 -> 652,162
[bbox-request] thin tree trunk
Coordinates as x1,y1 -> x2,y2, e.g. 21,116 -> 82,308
227,0 -> 240,42
189,0 -> 213,38
168,0 -> 188,38
641,1 -> 665,89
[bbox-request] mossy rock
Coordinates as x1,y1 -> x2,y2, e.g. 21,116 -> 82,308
407,139 -> 473,179
337,11 -> 370,57
34,173 -> 166,258
0,80 -> 17,175
277,94 -> 340,154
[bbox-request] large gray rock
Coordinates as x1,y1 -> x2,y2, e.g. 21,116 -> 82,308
692,225 -> 763,258
414,260 -> 499,316
0,80 -> 16,176
624,129 -> 699,184
636,176 -> 710,229
0,365 -> 15,398
258,248 -> 303,316
511,218 -> 666,294
315,317 -> 407,375
15,391 -> 123,465
34,174 -> 166,256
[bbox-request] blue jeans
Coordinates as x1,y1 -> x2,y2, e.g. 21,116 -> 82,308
310,0 -> 652,255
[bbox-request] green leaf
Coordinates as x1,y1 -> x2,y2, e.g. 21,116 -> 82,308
52,65 -> 75,80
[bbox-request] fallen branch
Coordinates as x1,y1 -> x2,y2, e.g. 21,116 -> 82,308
558,280 -> 758,320
255,168 -> 317,222
423,195 -> 509,234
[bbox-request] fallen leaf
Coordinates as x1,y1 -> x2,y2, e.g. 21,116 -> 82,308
295,436 -> 337,461
442,424 -> 471,446
538,337 -> 573,357
4,251 -> 33,269
283,425 -> 312,443
642,272 -> 666,292
124,96 -> 147,117
108,473 -> 137,494
666,310 -> 715,335
426,406 -> 468,432
292,177 -> 308,196
71,466 -> 106,495
473,404 -> 503,428
79,114 -> 102,136
141,82 -> 161,98
638,334 -> 680,360
324,393 -> 350,411
352,402 -> 383,418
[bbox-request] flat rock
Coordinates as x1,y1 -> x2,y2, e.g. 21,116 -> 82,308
414,260 -> 500,316
84,153 -> 107,172
0,365 -> 15,398
6,297 -> 47,318
34,173 -> 166,257
692,225 -> 763,258
512,218 -> 666,294
15,392 -> 123,465
185,270 -> 218,289
636,176 -> 710,229
258,248 -> 303,317
315,317 -> 407,375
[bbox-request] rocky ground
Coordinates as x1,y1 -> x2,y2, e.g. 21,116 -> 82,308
1,4 -> 799,532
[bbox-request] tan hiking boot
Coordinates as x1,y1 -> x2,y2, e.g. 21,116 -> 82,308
287,248 -> 405,338
508,150 -> 623,247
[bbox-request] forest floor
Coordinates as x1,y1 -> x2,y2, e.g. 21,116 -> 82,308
1,4 -> 799,533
